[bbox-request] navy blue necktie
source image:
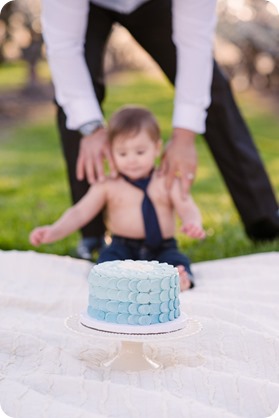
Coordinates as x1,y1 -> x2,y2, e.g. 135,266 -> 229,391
122,171 -> 163,249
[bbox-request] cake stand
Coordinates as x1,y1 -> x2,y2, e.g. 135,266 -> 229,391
65,312 -> 204,372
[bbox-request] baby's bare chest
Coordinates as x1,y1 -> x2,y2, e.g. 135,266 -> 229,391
107,179 -> 169,209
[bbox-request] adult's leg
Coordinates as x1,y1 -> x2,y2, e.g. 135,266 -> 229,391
122,0 -> 279,240
57,4 -> 114,240
205,63 -> 279,239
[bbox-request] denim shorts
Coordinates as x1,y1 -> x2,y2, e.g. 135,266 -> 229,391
98,235 -> 193,279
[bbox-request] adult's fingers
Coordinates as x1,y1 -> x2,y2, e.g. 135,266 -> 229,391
94,152 -> 105,182
76,129 -> 109,184
76,146 -> 99,184
179,169 -> 195,198
105,146 -> 118,178
84,155 -> 97,184
163,127 -> 197,197
165,162 -> 194,198
158,152 -> 168,176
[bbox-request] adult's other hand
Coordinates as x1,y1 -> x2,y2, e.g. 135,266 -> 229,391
160,128 -> 197,199
76,128 -> 117,184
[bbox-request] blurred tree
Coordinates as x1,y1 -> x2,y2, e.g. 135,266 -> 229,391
104,24 -> 161,76
216,0 -> 279,92
0,0 -> 43,89
0,0 -> 278,94
0,1 -> 14,64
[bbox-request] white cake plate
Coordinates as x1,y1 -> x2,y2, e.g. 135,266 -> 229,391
65,313 -> 204,372
80,311 -> 191,335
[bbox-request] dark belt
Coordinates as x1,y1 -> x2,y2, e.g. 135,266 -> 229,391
112,235 -> 176,250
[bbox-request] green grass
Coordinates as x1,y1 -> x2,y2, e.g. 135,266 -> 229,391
0,60 -> 51,90
0,71 -> 278,262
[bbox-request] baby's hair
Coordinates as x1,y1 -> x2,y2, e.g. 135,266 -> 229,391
108,105 -> 160,143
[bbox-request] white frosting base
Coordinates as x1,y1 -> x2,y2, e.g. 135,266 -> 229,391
80,311 -> 188,335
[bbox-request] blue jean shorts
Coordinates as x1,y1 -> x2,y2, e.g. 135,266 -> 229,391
98,235 -> 193,285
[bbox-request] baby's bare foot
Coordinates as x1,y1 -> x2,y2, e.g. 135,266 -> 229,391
176,265 -> 192,292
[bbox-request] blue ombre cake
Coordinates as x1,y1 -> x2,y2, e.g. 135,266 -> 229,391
87,260 -> 181,326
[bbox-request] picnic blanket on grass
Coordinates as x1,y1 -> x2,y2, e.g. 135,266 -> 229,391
0,250 -> 278,418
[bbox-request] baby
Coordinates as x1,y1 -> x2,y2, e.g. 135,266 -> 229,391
30,106 -> 205,290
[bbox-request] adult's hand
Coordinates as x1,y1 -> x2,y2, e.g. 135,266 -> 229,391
160,128 -> 197,199
76,127 -> 117,184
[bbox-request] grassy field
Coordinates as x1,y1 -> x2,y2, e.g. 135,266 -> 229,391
0,69 -> 278,263
0,61 -> 51,91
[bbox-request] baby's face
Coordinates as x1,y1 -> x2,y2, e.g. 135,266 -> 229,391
111,131 -> 161,180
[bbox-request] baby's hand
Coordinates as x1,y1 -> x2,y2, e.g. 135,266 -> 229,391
29,226 -> 54,246
181,223 -> 206,240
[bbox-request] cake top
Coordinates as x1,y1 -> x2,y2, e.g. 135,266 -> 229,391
90,260 -> 178,280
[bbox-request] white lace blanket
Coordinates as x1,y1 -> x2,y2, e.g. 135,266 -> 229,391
0,250 -> 278,418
